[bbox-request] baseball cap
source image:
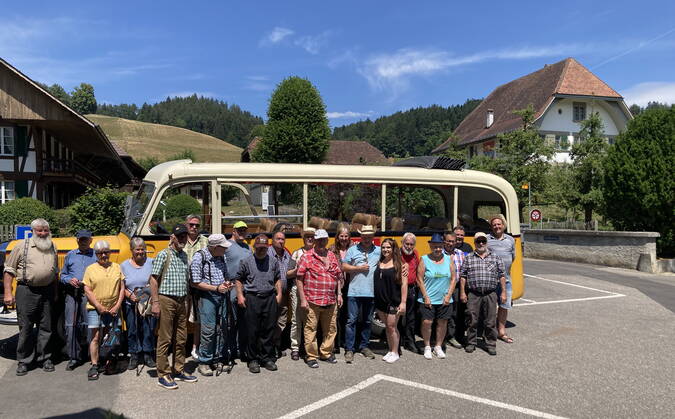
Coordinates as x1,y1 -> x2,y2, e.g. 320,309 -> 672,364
253,234 -> 269,248
172,224 -> 189,236
75,229 -> 92,239
233,221 -> 248,229
358,225 -> 376,235
208,234 -> 232,248
315,229 -> 329,239
474,232 -> 488,242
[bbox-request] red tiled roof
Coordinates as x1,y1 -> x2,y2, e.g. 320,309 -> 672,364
241,139 -> 388,165
432,58 -> 622,153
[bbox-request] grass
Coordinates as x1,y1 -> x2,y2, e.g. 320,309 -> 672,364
86,114 -> 243,163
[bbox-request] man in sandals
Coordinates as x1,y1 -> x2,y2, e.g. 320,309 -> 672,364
487,215 -> 516,345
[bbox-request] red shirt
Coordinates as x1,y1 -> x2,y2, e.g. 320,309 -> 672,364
297,249 -> 342,306
402,250 -> 420,286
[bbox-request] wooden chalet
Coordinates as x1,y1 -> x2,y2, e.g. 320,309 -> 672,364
0,57 -> 142,208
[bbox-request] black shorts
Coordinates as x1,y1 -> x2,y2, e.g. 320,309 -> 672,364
418,303 -> 452,320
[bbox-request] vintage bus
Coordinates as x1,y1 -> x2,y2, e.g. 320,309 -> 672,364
1,156 -> 524,324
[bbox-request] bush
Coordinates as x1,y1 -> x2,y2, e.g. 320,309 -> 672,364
0,198 -> 55,229
602,106 -> 675,256
68,187 -> 128,235
164,194 -> 201,220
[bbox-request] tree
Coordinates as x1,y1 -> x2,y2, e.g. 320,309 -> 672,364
252,77 -> 330,164
568,112 -> 607,225
443,133 -> 467,160
67,187 -> 128,235
602,106 -> 675,256
469,105 -> 554,216
47,84 -> 71,105
70,83 -> 97,114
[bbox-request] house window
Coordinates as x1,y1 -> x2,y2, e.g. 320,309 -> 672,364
1,181 -> 15,204
573,102 -> 586,122
555,134 -> 570,151
0,127 -> 14,156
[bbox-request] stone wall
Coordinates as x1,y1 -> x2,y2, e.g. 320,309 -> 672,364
523,229 -> 660,272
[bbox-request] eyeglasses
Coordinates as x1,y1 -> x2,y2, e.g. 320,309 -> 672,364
475,239 -> 487,245
188,223 -> 200,227
96,251 -> 111,255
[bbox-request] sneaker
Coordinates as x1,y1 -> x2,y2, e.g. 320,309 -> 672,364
157,375 -> 178,389
382,352 -> 394,362
385,353 -> 400,364
360,347 -> 375,359
291,350 -> 300,361
87,364 -> 100,381
42,359 -> 55,372
320,355 -> 337,364
344,351 -> 354,364
423,346 -> 432,360
144,353 -> 156,368
433,346 -> 446,359
263,361 -> 278,371
306,359 -> 319,369
447,337 -> 463,349
465,344 -> 476,353
198,364 -> 213,376
487,347 -> 497,356
248,360 -> 261,374
128,354 -> 138,371
16,362 -> 28,376
173,372 -> 198,383
191,348 -> 199,361
65,360 -> 79,371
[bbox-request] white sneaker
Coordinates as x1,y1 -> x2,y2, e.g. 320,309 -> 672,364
433,346 -> 446,359
423,346 -> 432,360
382,352 -> 394,362
385,353 -> 400,363
191,348 -> 199,361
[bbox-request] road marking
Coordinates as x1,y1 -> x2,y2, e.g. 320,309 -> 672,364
518,274 -> 625,307
520,298 -> 536,303
277,374 -> 568,419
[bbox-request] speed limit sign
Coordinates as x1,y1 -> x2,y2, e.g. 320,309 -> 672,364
530,209 -> 542,222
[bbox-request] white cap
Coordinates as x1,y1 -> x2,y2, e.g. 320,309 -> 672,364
208,234 -> 232,248
314,229 -> 329,239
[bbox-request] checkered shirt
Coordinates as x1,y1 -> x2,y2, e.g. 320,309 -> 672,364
191,249 -> 228,286
152,247 -> 189,297
296,249 -> 341,306
459,251 -> 505,293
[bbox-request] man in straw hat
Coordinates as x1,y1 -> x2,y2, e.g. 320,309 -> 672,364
341,225 -> 380,363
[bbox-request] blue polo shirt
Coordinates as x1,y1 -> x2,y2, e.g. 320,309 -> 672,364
60,248 -> 97,285
344,243 -> 381,298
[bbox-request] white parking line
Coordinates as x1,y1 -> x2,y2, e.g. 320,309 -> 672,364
277,374 -> 568,419
518,274 -> 625,307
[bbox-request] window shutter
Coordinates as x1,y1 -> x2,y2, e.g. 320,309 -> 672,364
16,180 -> 29,198
15,126 -> 29,157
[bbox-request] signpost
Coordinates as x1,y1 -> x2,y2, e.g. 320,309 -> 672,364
530,209 -> 542,226
14,225 -> 32,240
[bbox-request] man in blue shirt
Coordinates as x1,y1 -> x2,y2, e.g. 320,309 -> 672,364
60,229 -> 97,371
341,225 -> 381,363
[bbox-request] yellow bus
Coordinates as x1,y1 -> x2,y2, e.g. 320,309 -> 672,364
2,157 -> 524,312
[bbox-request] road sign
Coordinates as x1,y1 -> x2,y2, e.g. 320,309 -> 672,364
530,209 -> 542,222
15,225 -> 32,240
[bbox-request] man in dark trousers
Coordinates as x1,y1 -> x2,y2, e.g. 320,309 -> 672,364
236,234 -> 282,373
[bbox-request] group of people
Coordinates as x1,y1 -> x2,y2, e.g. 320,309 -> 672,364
2,214 -> 515,390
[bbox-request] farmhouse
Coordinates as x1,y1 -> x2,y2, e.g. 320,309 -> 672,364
0,58 -> 142,208
432,58 -> 632,163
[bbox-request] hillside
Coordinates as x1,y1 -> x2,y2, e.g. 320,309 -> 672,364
87,114 -> 242,162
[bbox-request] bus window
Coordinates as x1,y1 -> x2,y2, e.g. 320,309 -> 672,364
221,183 -> 303,234
386,185 -> 449,232
307,183 -> 381,233
457,186 -> 507,233
150,182 -> 212,235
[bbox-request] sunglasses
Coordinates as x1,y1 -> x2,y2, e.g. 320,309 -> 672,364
188,223 -> 200,227
475,239 -> 487,245
96,250 -> 111,255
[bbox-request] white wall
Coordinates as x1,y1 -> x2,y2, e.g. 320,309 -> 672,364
538,97 -> 626,136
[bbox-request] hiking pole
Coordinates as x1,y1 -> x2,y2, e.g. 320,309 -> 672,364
215,292 -> 225,377
135,291 -> 145,377
225,288 -> 235,374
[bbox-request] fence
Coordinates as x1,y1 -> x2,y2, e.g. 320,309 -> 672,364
0,225 -> 14,242
522,220 -> 600,231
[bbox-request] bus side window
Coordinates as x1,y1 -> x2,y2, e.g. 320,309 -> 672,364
221,183 -> 303,234
385,185 -> 449,232
150,182 -> 212,235
308,183 -> 381,233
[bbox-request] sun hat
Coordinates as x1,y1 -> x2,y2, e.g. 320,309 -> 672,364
428,233 -> 444,244
208,234 -> 232,248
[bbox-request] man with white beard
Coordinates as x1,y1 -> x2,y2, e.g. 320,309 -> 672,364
3,218 -> 59,376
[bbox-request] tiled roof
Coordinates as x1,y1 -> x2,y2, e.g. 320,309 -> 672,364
241,138 -> 388,165
432,58 -> 622,153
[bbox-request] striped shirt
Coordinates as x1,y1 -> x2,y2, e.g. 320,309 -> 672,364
152,247 -> 189,297
191,249 -> 228,286
297,249 -> 341,306
459,251 -> 505,294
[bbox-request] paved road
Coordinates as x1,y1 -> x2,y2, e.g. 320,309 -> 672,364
0,259 -> 673,418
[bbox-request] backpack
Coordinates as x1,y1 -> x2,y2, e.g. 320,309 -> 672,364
99,314 -> 122,360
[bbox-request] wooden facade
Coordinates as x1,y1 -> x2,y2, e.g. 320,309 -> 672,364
0,58 -> 140,208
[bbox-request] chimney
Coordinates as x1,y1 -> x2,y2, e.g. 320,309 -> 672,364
486,109 -> 494,128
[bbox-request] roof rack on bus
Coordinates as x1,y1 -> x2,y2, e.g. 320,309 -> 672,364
392,156 -> 466,170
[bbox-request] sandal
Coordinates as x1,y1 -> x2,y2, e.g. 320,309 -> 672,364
88,364 -> 99,380
498,335 -> 514,344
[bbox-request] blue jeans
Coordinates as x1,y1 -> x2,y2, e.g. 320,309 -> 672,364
345,297 -> 374,352
199,291 -> 229,364
124,301 -> 157,354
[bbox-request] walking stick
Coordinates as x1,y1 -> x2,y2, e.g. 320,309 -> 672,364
69,288 -> 80,362
135,292 -> 145,377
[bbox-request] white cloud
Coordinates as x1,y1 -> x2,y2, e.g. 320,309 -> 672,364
243,82 -> 273,92
326,111 -> 373,119
294,31 -> 330,54
621,82 -> 675,107
260,27 -> 294,46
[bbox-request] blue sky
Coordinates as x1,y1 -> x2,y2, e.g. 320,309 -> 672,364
2,1 -> 675,127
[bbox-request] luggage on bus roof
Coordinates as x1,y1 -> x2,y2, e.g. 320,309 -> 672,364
392,156 -> 466,170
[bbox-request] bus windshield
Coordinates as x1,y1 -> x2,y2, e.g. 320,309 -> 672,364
121,181 -> 155,237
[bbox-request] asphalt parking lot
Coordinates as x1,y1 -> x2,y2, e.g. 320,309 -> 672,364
0,259 -> 673,418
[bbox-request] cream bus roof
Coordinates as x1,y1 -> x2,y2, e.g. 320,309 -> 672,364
145,159 -> 520,233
